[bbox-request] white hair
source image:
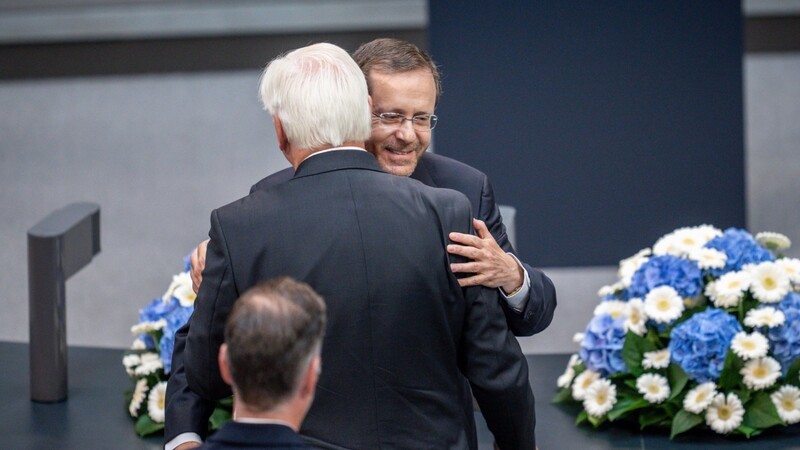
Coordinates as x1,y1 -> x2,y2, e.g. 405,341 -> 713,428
258,43 -> 372,150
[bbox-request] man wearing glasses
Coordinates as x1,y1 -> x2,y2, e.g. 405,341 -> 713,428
168,39 -> 555,449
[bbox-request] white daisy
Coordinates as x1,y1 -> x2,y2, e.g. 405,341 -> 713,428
683,382 -> 717,414
567,353 -> 581,369
624,298 -> 647,336
572,369 -> 600,401
557,354 -> 581,389
776,258 -> 800,283
771,385 -> 800,424
134,353 -> 164,376
705,392 -> 745,434
708,271 -> 751,308
740,357 -> 781,390
642,349 -> 671,369
654,226 -> 718,257
594,300 -> 627,319
147,381 -> 168,423
597,282 -> 625,298
636,373 -> 670,404
170,272 -> 197,307
162,271 -> 193,302
756,231 -> 792,252
573,332 -> 585,344
747,262 -> 792,303
688,247 -> 727,270
122,354 -> 141,376
131,319 -> 167,335
619,248 -> 651,287
644,285 -> 684,323
131,338 -> 147,350
583,378 -> 617,417
695,224 -> 723,242
730,331 -> 769,360
744,306 -> 786,328
129,378 -> 149,417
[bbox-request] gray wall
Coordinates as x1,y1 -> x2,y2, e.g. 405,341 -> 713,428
1,2 -> 799,354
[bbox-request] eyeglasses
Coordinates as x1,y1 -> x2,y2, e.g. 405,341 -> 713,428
372,112 -> 438,131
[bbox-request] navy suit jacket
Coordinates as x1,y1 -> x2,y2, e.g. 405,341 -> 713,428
174,150 -> 535,449
198,423 -> 309,450
250,152 -> 556,337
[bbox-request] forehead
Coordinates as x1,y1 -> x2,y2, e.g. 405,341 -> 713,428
367,69 -> 436,113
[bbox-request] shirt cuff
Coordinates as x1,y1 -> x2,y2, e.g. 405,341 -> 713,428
165,432 -> 203,450
499,253 -> 530,312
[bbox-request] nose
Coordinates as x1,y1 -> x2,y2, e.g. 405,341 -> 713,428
393,119 -> 417,142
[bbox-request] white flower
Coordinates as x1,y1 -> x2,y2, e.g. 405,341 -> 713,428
135,353 -> 164,376
131,319 -> 167,335
122,354 -> 141,376
147,381 -> 168,423
643,285 -> 684,323
636,373 -> 670,404
756,231 -> 792,252
572,369 -> 600,401
730,331 -> 769,360
619,249 -> 651,287
642,349 -> 671,369
653,226 -> 719,257
129,378 -> 149,417
557,354 -> 581,389
683,382 -> 717,414
131,338 -> 147,350
171,272 -> 197,307
707,271 -> 751,308
162,271 -> 194,303
597,282 -> 624,298
594,300 -> 627,319
747,262 -> 792,303
573,332 -> 585,344
776,258 -> 800,283
624,298 -> 647,336
771,385 -> 800,424
740,356 -> 781,390
688,247 -> 727,270
705,392 -> 745,434
583,378 -> 617,417
744,306 -> 786,328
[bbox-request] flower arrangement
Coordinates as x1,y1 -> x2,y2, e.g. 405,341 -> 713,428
554,226 -> 800,439
123,256 -> 232,437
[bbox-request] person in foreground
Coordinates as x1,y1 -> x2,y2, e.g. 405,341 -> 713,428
173,42 -> 536,449
190,38 -> 556,337
198,277 -> 325,450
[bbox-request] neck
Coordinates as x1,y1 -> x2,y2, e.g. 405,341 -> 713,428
289,140 -> 365,168
233,400 -> 304,431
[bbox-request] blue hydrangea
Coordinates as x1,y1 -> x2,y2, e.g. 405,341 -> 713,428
579,314 -> 627,377
669,308 -> 742,382
767,292 -> 800,374
628,255 -> 703,299
704,228 -> 774,277
160,304 -> 194,374
139,296 -> 180,323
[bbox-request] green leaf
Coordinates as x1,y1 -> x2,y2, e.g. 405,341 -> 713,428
639,409 -> 668,429
218,395 -> 234,407
587,413 -> 606,427
737,424 -> 761,439
786,358 -> 800,388
607,397 -> 650,421
718,350 -> 744,392
622,331 -> 658,377
743,391 -> 784,429
576,409 -> 588,426
667,363 -> 690,401
552,387 -> 574,404
670,409 -> 703,439
135,415 -> 164,437
209,406 -> 233,430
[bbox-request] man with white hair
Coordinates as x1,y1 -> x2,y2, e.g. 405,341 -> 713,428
169,42 -> 535,449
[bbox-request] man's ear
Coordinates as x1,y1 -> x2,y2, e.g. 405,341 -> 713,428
300,355 -> 321,399
218,343 -> 233,387
273,115 -> 289,152
368,95 -> 373,112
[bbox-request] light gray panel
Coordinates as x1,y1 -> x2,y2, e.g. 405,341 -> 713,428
745,53 -> 800,259
0,71 -> 289,348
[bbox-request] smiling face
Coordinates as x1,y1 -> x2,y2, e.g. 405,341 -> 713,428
366,69 -> 437,177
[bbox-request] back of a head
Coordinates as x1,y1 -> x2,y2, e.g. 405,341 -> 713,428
224,277 -> 327,412
352,38 -> 442,105
258,43 -> 371,150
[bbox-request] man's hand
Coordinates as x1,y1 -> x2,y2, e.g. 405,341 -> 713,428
175,442 -> 201,450
190,239 -> 209,293
448,218 -> 524,294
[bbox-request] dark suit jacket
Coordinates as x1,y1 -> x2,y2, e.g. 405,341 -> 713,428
182,150 -> 535,449
251,152 -> 557,337
198,422 -> 309,449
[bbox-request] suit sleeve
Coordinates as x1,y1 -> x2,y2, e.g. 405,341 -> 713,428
452,199 -> 536,450
477,174 -> 557,337
185,209 -> 238,401
165,323 -> 215,442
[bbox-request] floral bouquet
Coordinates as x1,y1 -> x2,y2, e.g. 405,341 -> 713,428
554,225 -> 800,439
122,255 -> 232,437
